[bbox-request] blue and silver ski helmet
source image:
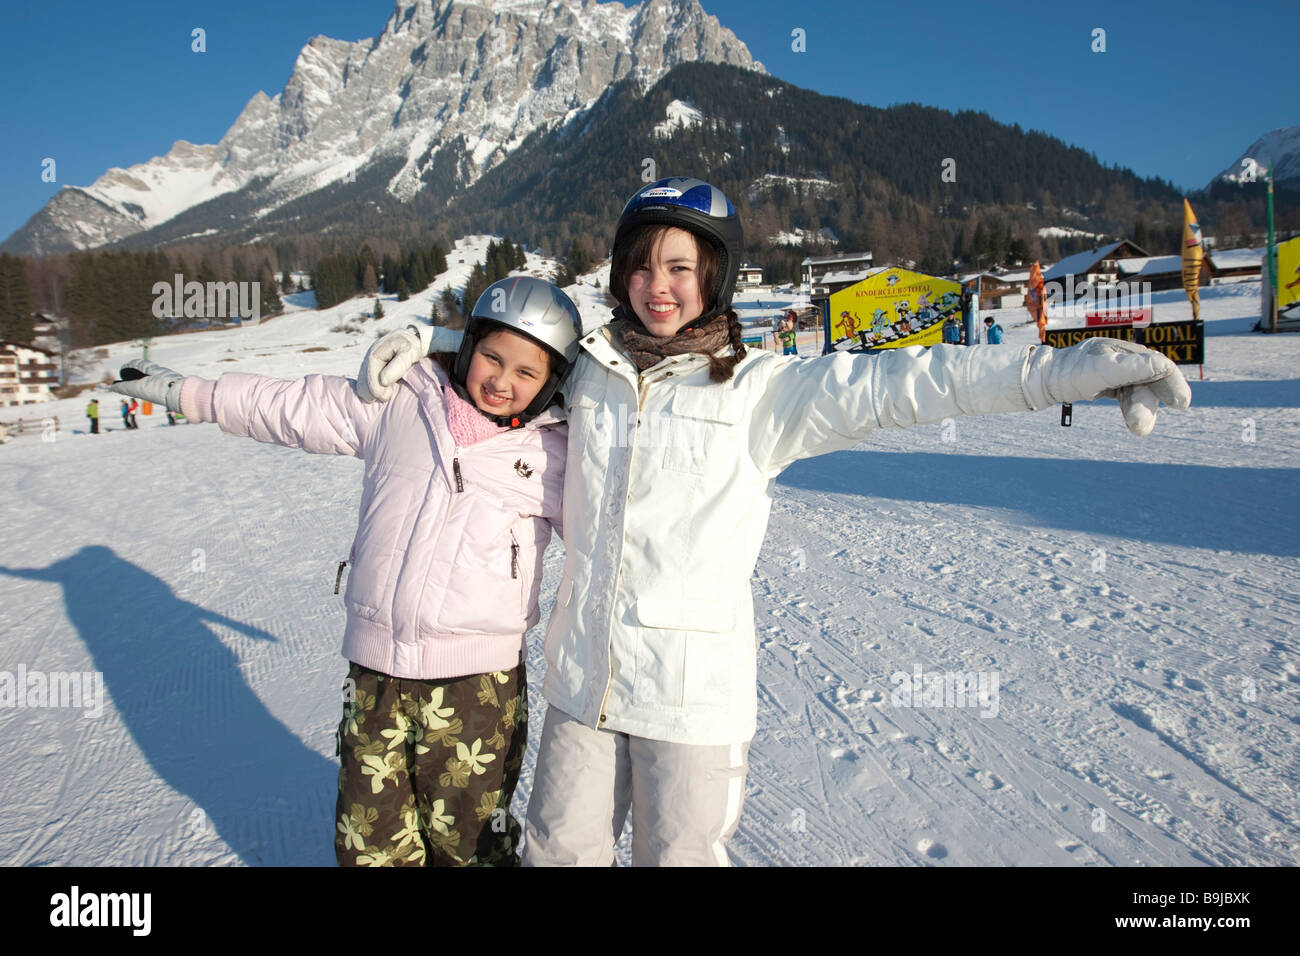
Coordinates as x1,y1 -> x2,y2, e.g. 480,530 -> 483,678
612,177 -> 743,324
453,276 -> 583,423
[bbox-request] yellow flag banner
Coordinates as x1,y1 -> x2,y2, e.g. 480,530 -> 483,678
827,268 -> 961,349
1278,235 -> 1300,312
1024,261 -> 1048,342
1181,198 -> 1204,320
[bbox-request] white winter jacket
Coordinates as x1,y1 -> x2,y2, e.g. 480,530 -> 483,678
541,329 -> 1040,745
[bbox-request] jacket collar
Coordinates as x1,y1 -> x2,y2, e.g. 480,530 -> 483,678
580,323 -> 723,379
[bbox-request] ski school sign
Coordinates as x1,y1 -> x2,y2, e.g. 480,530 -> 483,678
1046,318 -> 1204,365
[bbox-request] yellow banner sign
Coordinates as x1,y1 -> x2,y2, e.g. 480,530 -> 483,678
1279,235 -> 1300,311
1181,198 -> 1204,321
828,268 -> 962,349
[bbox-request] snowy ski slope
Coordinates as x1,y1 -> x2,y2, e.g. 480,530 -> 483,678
0,266 -> 1295,866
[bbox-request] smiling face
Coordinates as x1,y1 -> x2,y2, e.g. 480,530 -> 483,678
622,227 -> 709,337
463,327 -> 551,418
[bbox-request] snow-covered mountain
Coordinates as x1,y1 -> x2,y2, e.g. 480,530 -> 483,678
1213,125 -> 1300,187
3,0 -> 762,256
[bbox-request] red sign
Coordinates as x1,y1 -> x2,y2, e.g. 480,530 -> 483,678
1085,308 -> 1152,328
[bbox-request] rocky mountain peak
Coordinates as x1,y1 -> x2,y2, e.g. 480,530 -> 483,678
3,0 -> 763,256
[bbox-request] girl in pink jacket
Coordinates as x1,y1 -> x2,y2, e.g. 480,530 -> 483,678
112,277 -> 582,866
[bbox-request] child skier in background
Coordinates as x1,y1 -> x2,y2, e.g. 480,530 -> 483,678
360,178 -> 1192,866
112,277 -> 582,866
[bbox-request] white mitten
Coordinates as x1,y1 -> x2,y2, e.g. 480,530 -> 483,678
1022,338 -> 1191,436
357,323 -> 464,403
112,360 -> 186,413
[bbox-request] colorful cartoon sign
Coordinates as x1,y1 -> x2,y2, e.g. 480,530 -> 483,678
828,268 -> 962,349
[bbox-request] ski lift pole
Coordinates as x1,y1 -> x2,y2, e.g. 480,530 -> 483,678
140,338 -> 151,361
1268,164 -> 1278,334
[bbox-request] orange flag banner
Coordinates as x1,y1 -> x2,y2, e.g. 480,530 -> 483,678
1025,261 -> 1048,342
1181,198 -> 1204,321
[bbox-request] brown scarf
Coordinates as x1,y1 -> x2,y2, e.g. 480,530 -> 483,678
613,313 -> 732,372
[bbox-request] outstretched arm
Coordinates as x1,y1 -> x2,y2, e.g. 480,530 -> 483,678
112,359 -> 379,456
182,371 -> 378,457
750,339 -> 1190,475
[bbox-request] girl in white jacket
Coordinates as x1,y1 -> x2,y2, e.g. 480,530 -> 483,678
361,179 -> 1191,866
113,278 -> 581,866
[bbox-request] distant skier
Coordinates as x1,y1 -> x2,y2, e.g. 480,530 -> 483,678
85,398 -> 99,434
984,316 -> 1004,344
943,314 -> 963,344
359,176 -> 1193,868
127,398 -> 139,429
112,277 -> 581,868
120,400 -> 132,429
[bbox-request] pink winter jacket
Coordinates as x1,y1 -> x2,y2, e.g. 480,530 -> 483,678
179,359 -> 567,680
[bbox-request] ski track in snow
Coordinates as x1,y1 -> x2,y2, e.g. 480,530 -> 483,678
0,281 -> 1296,865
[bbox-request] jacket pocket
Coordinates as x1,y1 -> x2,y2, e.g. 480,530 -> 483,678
438,498 -> 525,635
566,376 -> 606,457
344,470 -> 415,621
632,596 -> 736,711
661,386 -> 745,476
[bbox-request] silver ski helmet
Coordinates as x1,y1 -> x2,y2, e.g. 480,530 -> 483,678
612,177 -> 743,323
453,276 -> 583,422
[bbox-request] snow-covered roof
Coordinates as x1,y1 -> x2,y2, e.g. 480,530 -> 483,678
822,266 -> 887,284
960,271 -> 1025,285
1130,255 -> 1183,278
1043,241 -> 1132,281
802,252 -> 873,267
1209,247 -> 1265,270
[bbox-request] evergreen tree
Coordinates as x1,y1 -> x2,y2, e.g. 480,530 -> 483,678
0,253 -> 35,343
373,297 -> 384,319
1133,218 -> 1152,251
441,287 -> 463,328
381,254 -> 401,294
463,263 -> 488,311
258,265 -> 282,319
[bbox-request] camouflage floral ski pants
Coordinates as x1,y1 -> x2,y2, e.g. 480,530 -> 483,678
334,660 -> 527,866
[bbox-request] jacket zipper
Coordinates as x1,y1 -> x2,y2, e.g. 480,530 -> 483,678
335,543 -> 356,595
452,456 -> 463,492
599,360 -> 658,727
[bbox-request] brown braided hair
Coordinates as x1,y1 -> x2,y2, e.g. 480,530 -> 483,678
612,223 -> 747,383
704,308 -> 746,382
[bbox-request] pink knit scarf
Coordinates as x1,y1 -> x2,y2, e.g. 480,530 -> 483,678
443,385 -> 509,445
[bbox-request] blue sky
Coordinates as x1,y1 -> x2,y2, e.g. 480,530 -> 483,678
1,0 -> 1296,243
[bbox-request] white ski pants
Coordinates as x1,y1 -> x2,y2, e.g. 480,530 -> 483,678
523,706 -> 750,866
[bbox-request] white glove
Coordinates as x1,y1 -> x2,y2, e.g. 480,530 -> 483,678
112,360 -> 185,414
357,322 -> 463,403
1022,337 -> 1191,436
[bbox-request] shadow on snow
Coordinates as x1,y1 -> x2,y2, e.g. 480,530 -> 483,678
778,451 -> 1298,558
0,545 -> 337,865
